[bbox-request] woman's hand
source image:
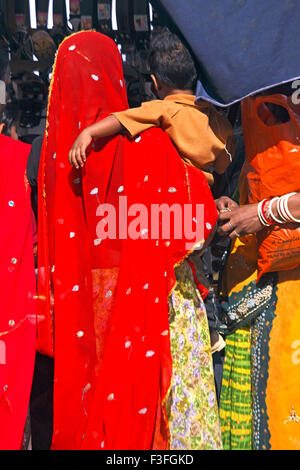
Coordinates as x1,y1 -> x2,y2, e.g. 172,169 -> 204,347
69,129 -> 93,169
218,203 -> 263,239
215,196 -> 239,212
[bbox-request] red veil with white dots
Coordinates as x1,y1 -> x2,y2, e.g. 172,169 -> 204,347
37,31 -> 217,450
0,135 -> 36,449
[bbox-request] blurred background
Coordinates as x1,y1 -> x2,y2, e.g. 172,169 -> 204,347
0,0 -> 174,143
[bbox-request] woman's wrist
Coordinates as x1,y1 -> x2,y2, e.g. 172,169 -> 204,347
287,194 -> 300,222
257,193 -> 300,226
257,199 -> 273,227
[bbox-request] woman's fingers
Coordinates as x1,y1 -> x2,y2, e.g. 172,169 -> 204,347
215,196 -> 239,212
215,197 -> 228,211
217,220 -> 234,237
218,204 -> 262,238
229,230 -> 239,240
218,209 -> 241,237
227,200 -> 239,210
218,211 -> 231,223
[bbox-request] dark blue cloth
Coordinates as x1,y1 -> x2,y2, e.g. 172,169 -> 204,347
156,0 -> 300,106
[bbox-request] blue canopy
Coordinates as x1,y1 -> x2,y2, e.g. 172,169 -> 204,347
155,0 -> 300,106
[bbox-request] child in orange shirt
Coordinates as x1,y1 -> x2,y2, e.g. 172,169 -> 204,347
69,29 -> 235,185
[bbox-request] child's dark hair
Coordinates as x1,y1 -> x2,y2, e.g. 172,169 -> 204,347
148,28 -> 197,92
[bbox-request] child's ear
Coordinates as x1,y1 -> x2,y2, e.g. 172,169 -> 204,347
0,123 -> 5,134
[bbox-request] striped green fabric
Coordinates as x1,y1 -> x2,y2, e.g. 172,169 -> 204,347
219,328 -> 252,450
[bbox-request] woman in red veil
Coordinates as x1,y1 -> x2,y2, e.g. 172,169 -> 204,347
0,120 -> 36,449
38,31 -> 222,450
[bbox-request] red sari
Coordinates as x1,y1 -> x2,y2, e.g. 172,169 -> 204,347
0,135 -> 36,450
38,31 -> 218,450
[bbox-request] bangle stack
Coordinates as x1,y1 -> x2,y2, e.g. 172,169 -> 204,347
257,193 -> 300,226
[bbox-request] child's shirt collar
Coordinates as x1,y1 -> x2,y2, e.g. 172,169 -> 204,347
164,94 -> 209,109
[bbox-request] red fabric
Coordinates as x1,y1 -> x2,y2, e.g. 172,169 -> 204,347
187,260 -> 210,300
31,210 -> 38,246
38,31 -> 218,450
0,134 -> 36,450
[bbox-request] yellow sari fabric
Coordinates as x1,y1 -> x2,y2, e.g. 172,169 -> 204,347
268,267 -> 300,449
221,229 -> 300,449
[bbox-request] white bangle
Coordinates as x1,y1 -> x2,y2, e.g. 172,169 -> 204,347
276,193 -> 298,223
257,199 -> 271,227
284,193 -> 300,223
282,193 -> 294,222
269,197 -> 284,224
277,196 -> 289,222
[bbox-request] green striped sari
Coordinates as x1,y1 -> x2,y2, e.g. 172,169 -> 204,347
219,328 -> 252,449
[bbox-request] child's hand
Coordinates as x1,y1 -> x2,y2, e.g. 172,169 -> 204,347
69,116 -> 123,168
69,130 -> 92,169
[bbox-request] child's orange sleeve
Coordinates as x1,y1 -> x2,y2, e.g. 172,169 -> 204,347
112,101 -> 164,138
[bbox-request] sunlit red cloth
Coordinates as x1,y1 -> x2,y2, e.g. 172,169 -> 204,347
37,31 -> 218,450
0,134 -> 36,450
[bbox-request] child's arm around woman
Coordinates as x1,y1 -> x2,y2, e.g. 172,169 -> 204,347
69,115 -> 123,169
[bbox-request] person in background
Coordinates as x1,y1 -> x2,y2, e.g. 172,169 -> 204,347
0,47 -> 36,450
26,133 -> 55,450
216,86 -> 300,450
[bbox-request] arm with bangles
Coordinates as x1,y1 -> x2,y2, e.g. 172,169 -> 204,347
216,193 -> 300,239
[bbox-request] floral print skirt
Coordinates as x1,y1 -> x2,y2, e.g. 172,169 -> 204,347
167,260 -> 222,450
